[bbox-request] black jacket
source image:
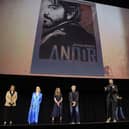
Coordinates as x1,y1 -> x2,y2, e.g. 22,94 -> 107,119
69,91 -> 79,106
105,84 -> 119,103
39,21 -> 95,59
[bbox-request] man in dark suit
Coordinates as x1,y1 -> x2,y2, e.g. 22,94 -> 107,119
104,79 -> 121,123
69,85 -> 80,124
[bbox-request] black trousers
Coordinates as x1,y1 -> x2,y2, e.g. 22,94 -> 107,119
106,98 -> 117,120
106,98 -> 112,119
112,101 -> 118,120
3,106 -> 16,122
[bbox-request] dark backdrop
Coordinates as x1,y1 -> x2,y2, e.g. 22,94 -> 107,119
86,0 -> 129,8
0,74 -> 129,125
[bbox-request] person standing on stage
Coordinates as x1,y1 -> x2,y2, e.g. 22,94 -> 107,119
69,85 -> 80,124
115,96 -> 126,121
104,79 -> 120,123
51,87 -> 63,123
28,86 -> 42,125
3,85 -> 18,126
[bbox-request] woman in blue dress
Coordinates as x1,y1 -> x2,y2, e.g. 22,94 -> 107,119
51,87 -> 63,123
28,86 -> 42,124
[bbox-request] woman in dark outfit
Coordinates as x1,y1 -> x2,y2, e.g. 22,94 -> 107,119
51,87 -> 63,123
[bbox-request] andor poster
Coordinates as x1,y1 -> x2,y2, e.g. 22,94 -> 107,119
31,0 -> 104,76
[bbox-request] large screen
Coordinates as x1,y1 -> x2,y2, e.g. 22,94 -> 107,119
31,0 -> 104,76
0,0 -> 129,78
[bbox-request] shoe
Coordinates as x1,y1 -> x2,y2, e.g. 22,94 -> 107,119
3,121 -> 7,126
52,120 -> 54,124
60,117 -> 62,123
9,121 -> 12,125
52,117 -> 54,123
113,119 -> 117,123
71,122 -> 75,124
77,122 -> 80,124
106,117 -> 111,123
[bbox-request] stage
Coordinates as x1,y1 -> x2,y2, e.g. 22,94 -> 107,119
0,121 -> 129,129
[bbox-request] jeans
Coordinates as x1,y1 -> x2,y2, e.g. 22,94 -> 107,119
70,105 -> 80,123
116,106 -> 125,121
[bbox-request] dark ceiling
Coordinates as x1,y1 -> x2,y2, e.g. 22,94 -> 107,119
84,0 -> 129,9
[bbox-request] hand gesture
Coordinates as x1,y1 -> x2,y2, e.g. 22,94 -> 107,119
72,101 -> 76,107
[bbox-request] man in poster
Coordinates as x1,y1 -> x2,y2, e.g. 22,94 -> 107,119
31,0 -> 104,76
39,0 -> 96,62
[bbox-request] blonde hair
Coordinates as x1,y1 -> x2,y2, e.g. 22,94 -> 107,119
54,87 -> 61,96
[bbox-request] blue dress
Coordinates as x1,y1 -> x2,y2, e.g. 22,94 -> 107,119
28,92 -> 42,124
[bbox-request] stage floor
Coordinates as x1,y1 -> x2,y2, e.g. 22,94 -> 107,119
0,121 -> 129,129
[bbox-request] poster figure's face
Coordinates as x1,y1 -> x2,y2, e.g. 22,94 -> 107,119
42,0 -> 65,27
